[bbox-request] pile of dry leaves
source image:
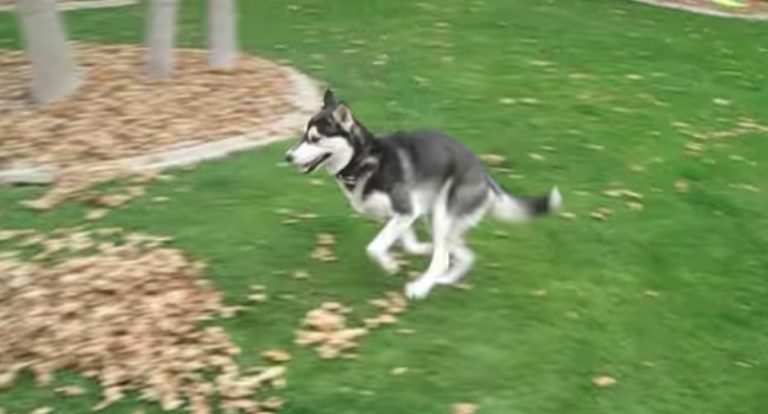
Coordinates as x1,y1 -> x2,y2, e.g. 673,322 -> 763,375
0,228 -> 285,414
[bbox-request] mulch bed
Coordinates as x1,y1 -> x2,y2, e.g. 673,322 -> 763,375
632,0 -> 768,18
0,43 -> 308,209
0,43 -> 297,168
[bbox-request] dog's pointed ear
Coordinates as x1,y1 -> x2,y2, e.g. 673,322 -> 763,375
332,103 -> 354,130
323,89 -> 338,109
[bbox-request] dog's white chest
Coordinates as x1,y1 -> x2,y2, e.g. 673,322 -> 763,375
338,181 -> 393,219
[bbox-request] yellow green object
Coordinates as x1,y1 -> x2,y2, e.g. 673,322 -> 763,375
711,0 -> 749,8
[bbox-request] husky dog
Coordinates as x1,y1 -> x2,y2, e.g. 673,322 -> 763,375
285,90 -> 561,300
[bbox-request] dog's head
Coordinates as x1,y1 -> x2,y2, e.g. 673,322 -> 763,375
285,89 -> 361,174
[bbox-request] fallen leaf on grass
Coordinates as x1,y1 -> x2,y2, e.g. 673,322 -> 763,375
590,208 -> 613,221
527,152 -> 545,161
86,209 -> 108,221
529,60 -> 554,67
29,408 -> 53,414
452,403 -> 479,414
262,349 -> 292,363
311,246 -> 337,262
316,233 -> 336,246
626,201 -> 644,211
685,142 -> 705,153
247,293 -> 268,303
292,270 -> 310,280
480,154 -> 506,167
452,283 -> 473,291
592,375 -> 617,388
262,396 -> 286,410
674,180 -> 690,193
55,385 -> 87,396
713,98 -> 731,106
602,189 -> 643,200
390,367 -> 409,376
559,212 -> 577,220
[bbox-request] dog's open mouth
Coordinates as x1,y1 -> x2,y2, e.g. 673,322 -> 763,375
302,153 -> 331,173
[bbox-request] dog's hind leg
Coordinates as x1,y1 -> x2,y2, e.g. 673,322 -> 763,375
367,214 -> 419,274
405,197 -> 453,299
436,197 -> 489,285
437,242 -> 475,285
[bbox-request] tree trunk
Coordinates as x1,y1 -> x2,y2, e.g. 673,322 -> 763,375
208,0 -> 238,69
15,0 -> 83,104
146,0 -> 179,78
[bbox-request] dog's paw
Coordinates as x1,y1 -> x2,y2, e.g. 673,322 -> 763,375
379,256 -> 400,274
435,274 -> 460,285
405,279 -> 435,300
367,250 -> 400,274
404,242 -> 433,256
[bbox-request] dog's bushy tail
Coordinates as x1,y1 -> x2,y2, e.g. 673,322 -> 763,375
487,177 -> 562,222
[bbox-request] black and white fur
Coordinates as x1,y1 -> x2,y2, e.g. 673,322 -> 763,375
285,90 -> 562,300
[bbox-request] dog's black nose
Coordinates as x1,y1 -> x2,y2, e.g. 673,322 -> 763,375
285,153 -> 294,163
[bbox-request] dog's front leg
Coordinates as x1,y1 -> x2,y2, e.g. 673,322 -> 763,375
366,214 -> 418,274
400,228 -> 433,256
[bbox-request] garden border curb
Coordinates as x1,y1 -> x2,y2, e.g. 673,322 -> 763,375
0,0 -> 139,13
630,0 -> 768,20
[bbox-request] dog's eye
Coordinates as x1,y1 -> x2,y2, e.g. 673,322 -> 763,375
309,134 -> 322,143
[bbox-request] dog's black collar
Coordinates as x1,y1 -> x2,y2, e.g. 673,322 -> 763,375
335,155 -> 378,189
336,172 -> 357,186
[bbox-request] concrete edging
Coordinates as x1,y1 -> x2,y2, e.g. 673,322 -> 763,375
0,0 -> 139,12
0,66 -> 322,185
630,0 -> 768,20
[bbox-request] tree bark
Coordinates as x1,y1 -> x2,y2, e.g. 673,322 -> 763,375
146,0 -> 179,78
208,0 -> 238,69
15,0 -> 83,104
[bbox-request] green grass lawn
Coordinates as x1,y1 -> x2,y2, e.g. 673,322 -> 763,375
2,0 -> 768,413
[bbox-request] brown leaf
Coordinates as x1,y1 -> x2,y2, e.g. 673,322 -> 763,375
292,270 -> 310,280
593,375 -> 617,388
626,201 -> 644,211
452,403 -> 479,414
86,209 -> 108,221
55,385 -> 87,396
674,179 -> 690,193
559,212 -> 577,220
479,154 -> 506,167
261,349 -> 292,363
